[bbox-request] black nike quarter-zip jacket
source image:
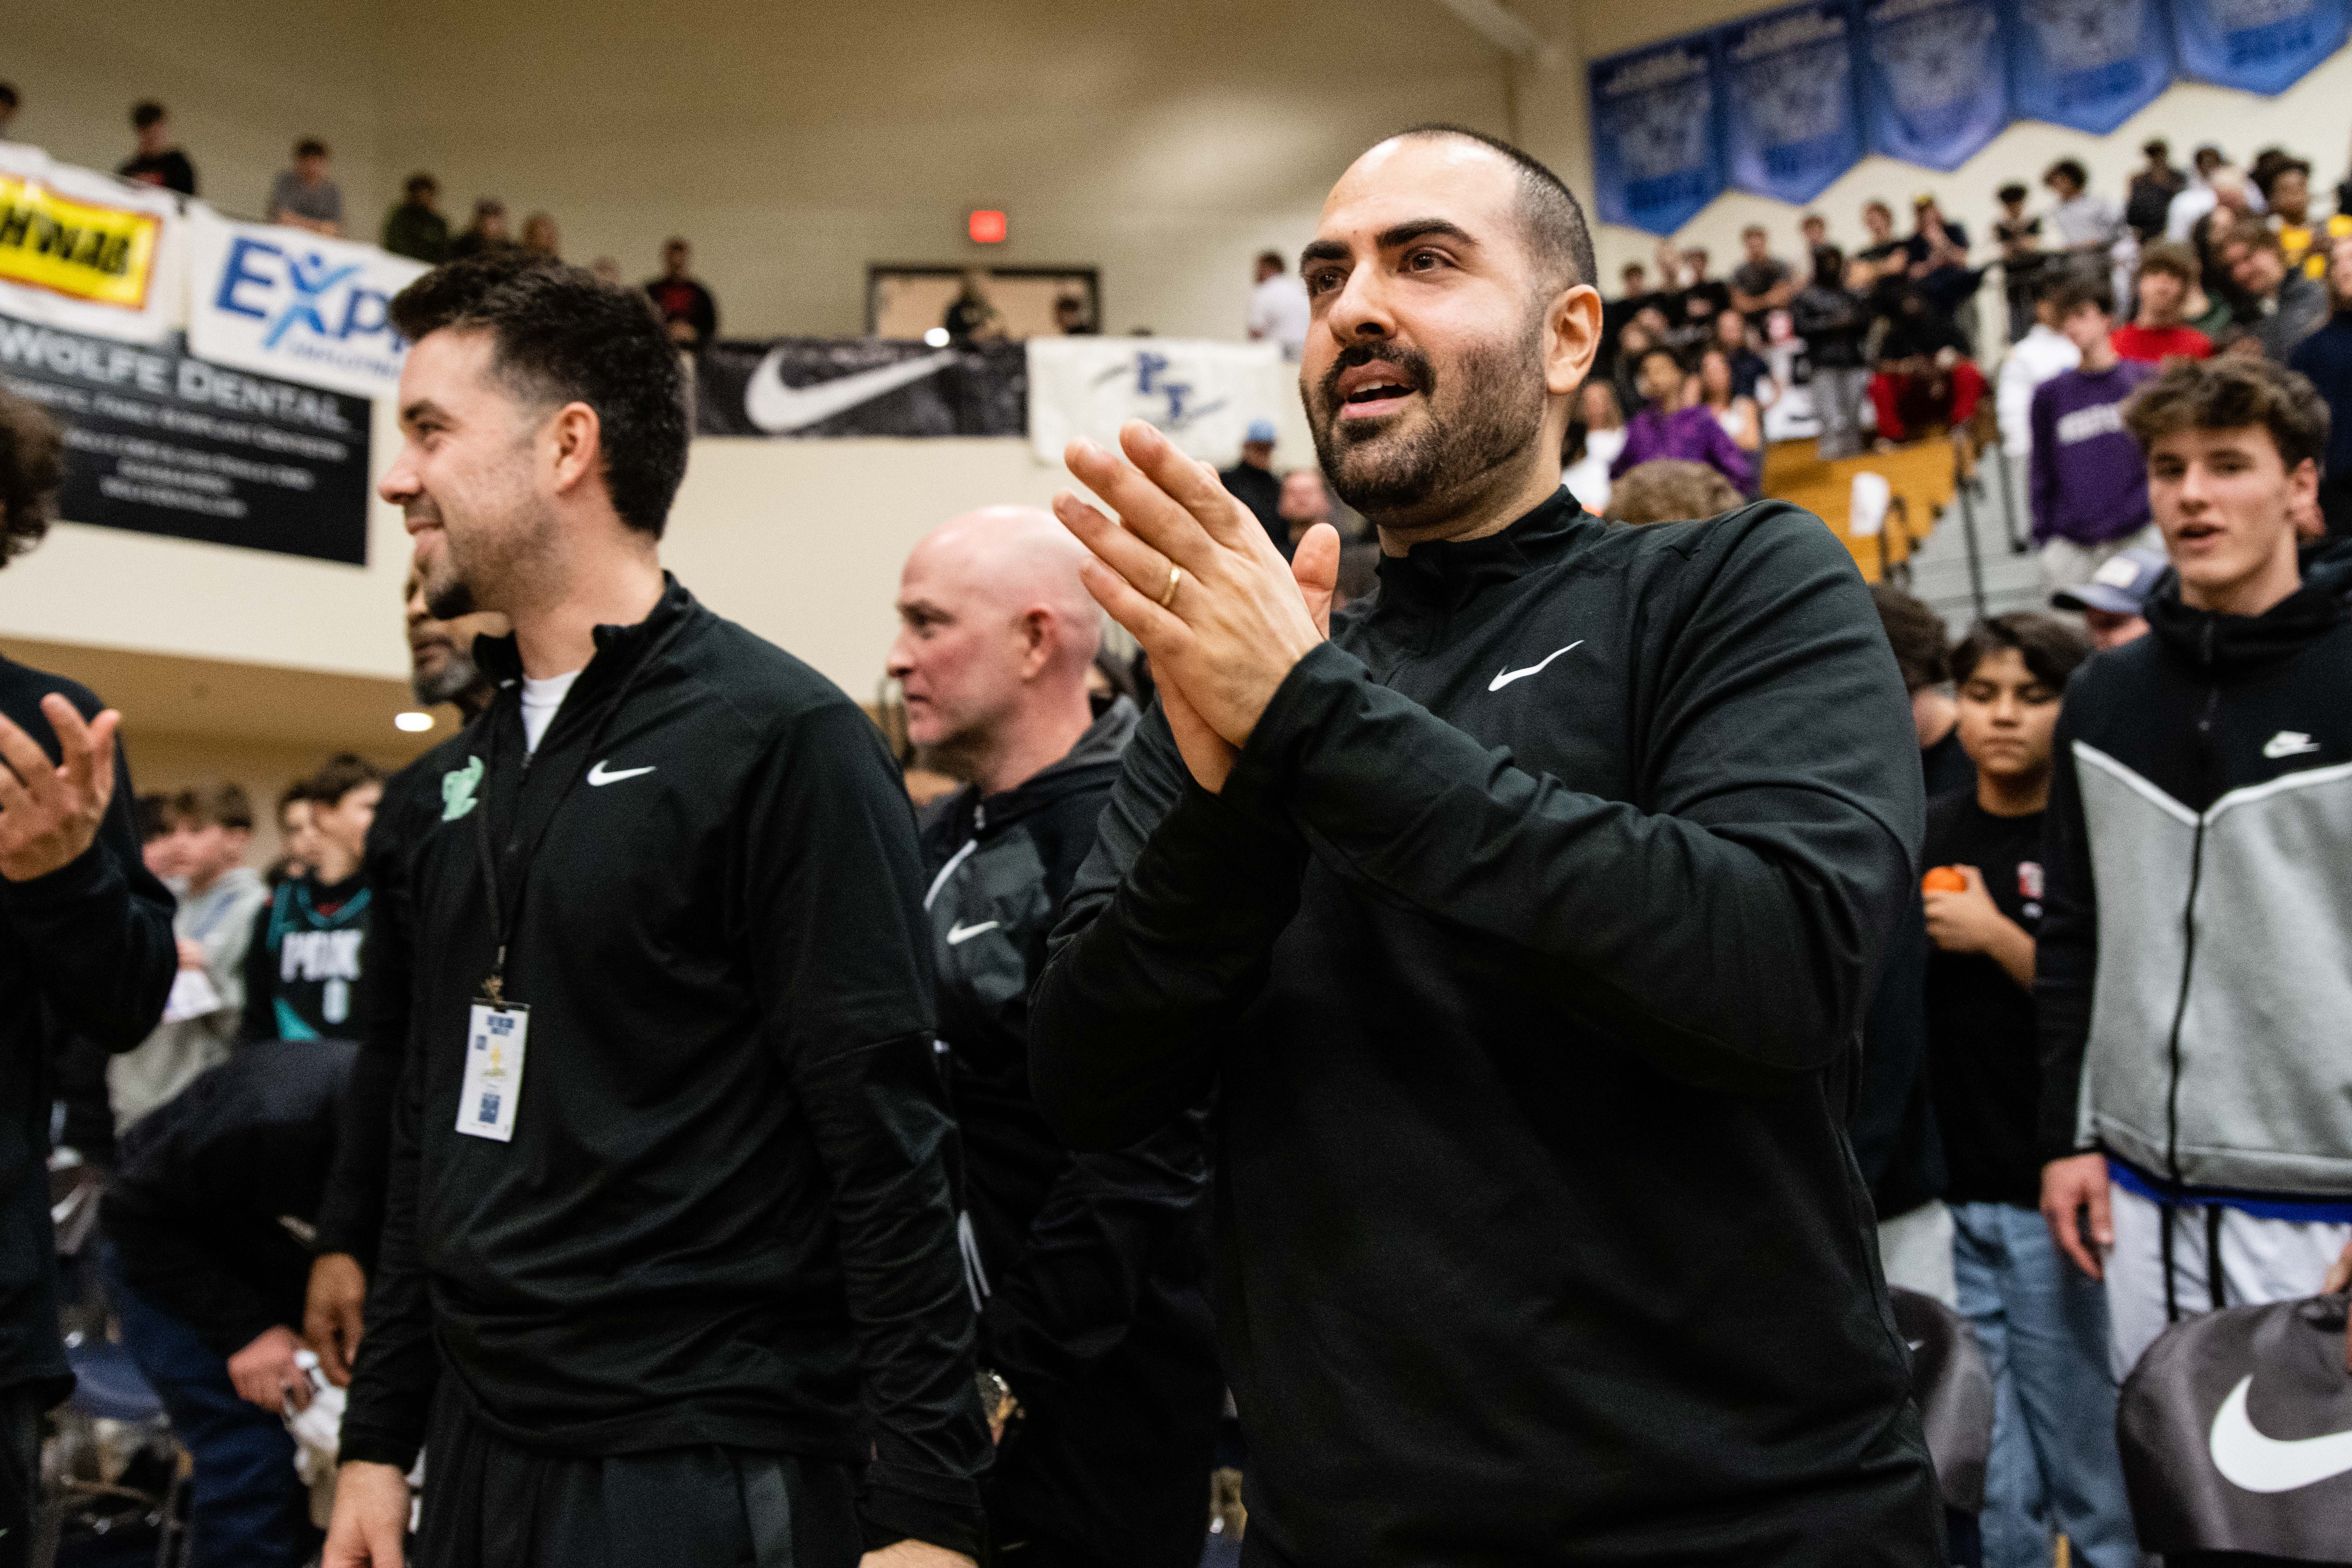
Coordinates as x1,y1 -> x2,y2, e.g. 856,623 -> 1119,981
339,577 -> 990,1554
1033,491 -> 1943,1566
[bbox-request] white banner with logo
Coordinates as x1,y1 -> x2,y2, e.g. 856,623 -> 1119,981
1025,338 -> 1293,467
184,204 -> 427,401
0,143 -> 185,345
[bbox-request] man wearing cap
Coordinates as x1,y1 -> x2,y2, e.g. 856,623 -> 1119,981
2052,549 -> 2163,652
1218,419 -> 1287,556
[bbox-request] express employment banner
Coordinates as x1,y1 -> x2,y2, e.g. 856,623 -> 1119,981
1718,2 -> 1868,206
2004,0 -> 2176,133
185,205 -> 426,401
0,311 -> 371,563
1588,38 -> 1727,235
0,144 -> 182,345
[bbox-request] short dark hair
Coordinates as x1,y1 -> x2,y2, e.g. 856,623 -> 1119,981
2136,241 -> 2200,285
2124,355 -> 2330,472
279,781 -> 313,815
130,101 -> 166,131
2043,158 -> 2088,191
167,783 -> 255,833
2253,156 -> 2313,202
1871,582 -> 1950,693
1951,612 -> 2091,691
2047,273 -> 2114,319
2142,138 -> 2169,158
1996,182 -> 2028,205
309,753 -> 383,809
1741,223 -> 1766,240
1393,124 -> 1597,293
2219,218 -> 2283,260
0,84 -> 18,112
294,137 -> 327,160
1256,250 -> 1285,272
0,389 -> 63,569
1636,344 -> 1686,376
136,793 -> 170,843
389,251 -> 690,536
405,171 -> 438,197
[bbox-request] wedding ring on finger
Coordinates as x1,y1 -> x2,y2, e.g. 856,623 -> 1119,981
1159,564 -> 1185,609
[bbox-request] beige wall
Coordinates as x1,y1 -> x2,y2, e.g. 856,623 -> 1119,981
1573,1 -> 2352,289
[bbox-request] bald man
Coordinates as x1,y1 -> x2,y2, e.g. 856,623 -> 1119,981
887,510 -> 1222,1568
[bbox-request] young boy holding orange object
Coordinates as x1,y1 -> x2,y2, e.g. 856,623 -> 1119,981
1919,613 -> 2140,1568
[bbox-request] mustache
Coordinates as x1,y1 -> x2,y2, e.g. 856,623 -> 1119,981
1315,341 -> 1433,412
403,498 -> 443,527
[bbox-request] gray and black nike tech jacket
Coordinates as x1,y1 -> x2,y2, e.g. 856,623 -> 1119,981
1033,490 -> 1945,1567
2039,539 -> 2352,1200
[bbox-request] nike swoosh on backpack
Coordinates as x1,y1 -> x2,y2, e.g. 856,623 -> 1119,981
586,760 -> 656,787
1489,641 -> 1584,692
2208,1374 -> 2352,1492
946,920 -> 1000,946
745,349 -> 959,433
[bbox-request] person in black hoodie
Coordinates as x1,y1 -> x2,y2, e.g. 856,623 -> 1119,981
101,1039 -> 355,1568
2038,355 -> 2352,1383
0,390 -> 177,1567
327,253 -> 986,1568
888,507 -> 1220,1568
1034,126 -> 1942,1566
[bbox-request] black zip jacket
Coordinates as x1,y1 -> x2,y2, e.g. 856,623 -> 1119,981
102,1039 -> 352,1356
339,579 -> 989,1554
917,698 -> 1221,1567
0,656 -> 175,1401
1032,492 -> 1942,1565
2037,540 -> 2352,1194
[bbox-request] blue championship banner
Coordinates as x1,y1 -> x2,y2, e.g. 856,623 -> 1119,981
1861,0 -> 2012,170
1589,38 -> 1727,236
1719,2 -> 1868,207
2004,0 -> 2176,133
2170,0 -> 2351,94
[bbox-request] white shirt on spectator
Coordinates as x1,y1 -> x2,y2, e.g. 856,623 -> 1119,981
1996,322 -> 2080,458
1247,273 -> 1311,360
1564,427 -> 1625,514
2048,192 -> 2123,252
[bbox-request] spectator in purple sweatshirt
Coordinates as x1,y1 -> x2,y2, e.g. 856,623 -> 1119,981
2028,276 -> 2159,592
1610,346 -> 1757,495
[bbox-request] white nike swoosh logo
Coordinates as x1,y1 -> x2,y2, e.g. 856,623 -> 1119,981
2263,733 -> 2321,759
745,349 -> 958,433
946,920 -> 999,946
2209,1374 -> 2352,1492
585,760 -> 656,787
1488,641 -> 1584,692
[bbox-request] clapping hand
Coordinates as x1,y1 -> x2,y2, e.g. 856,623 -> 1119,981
0,695 -> 120,883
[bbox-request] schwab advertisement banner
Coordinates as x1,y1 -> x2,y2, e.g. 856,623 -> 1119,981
694,337 -> 1026,439
184,206 -> 427,402
2004,0 -> 2176,133
0,144 -> 182,346
0,311 -> 371,563
1588,38 -> 1726,236
2171,0 -> 2351,94
1717,2 -> 1868,207
1861,0 -> 2012,171
1025,338 -> 1289,467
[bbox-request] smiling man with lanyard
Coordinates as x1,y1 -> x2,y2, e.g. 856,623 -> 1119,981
325,251 -> 989,1568
1032,127 -> 1943,1564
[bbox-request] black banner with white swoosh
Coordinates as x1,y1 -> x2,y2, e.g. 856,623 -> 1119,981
693,337 -> 1026,439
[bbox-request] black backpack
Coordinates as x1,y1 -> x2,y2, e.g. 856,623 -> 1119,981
1890,1287 -> 1994,1514
2118,1293 -> 2352,1563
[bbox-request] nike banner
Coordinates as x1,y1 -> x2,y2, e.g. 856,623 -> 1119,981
1024,337 -> 1291,467
693,336 -> 1026,439
184,205 -> 427,402
0,309 -> 372,563
2118,1292 -> 2352,1558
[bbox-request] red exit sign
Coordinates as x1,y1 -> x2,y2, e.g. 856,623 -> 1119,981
968,209 -> 1007,244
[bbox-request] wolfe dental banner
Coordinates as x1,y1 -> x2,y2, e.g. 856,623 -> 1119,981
694,336 -> 1027,438
1025,338 -> 1289,467
0,311 -> 371,564
1589,37 -> 1728,236
2170,0 -> 2351,94
1718,2 -> 1868,207
185,206 -> 427,402
0,144 -> 182,346
2004,0 -> 2176,133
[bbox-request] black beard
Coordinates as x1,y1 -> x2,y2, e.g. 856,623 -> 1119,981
412,645 -> 484,707
424,574 -> 478,621
1306,324 -> 1548,523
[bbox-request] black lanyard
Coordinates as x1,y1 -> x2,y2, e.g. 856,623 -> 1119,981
470,613 -> 689,1004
